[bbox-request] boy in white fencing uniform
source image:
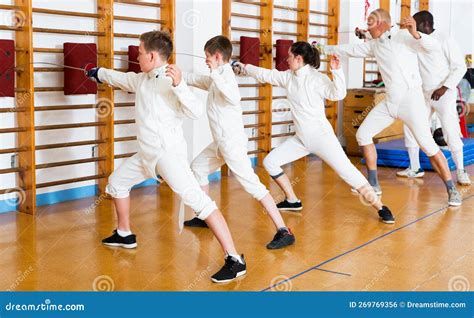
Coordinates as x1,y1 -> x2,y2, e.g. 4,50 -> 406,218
86,31 -> 246,283
182,36 -> 296,249
233,41 -> 396,224
396,11 -> 470,185
324,9 -> 463,206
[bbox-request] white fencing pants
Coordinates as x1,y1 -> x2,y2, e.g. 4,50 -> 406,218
263,132 -> 368,190
191,141 -> 269,201
105,153 -> 217,220
404,88 -> 463,152
356,86 -> 440,157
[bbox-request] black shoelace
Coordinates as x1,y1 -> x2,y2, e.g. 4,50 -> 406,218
273,230 -> 286,241
379,208 -> 391,218
224,256 -> 239,271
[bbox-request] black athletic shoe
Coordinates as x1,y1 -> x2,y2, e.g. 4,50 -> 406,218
266,228 -> 295,249
378,206 -> 395,224
211,255 -> 247,283
183,217 -> 208,228
276,199 -> 303,211
102,230 -> 137,249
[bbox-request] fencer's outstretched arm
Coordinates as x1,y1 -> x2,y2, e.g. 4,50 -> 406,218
209,69 -> 241,105
183,72 -> 212,91
442,37 -> 468,90
244,64 -> 291,88
324,41 -> 374,58
97,68 -> 142,93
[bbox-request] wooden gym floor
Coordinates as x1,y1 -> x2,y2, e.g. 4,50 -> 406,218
0,156 -> 472,291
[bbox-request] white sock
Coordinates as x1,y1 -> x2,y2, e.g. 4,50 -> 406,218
228,253 -> 244,264
452,149 -> 464,171
286,198 -> 300,203
117,229 -> 132,237
407,147 -> 421,171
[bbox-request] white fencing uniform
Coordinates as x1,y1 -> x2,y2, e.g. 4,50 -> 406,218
404,30 -> 467,153
100,66 -> 217,220
184,64 -> 269,200
244,63 -> 368,190
326,29 -> 442,157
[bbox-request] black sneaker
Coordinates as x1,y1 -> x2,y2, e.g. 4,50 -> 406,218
266,228 -> 295,249
183,217 -> 208,228
277,199 -> 303,211
211,255 -> 247,283
378,206 -> 395,224
102,230 -> 137,249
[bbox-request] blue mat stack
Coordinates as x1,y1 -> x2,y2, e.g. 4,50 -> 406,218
366,138 -> 474,171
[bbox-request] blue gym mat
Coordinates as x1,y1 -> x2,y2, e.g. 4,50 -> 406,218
362,138 -> 474,171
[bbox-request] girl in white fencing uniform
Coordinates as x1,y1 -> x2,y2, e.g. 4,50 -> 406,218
86,31 -> 246,283
233,41 -> 395,224
182,36 -> 295,249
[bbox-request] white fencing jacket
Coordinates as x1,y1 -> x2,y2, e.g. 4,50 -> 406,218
417,30 -> 467,92
326,29 -> 441,106
98,65 -> 204,178
244,64 -> 346,145
183,63 -> 248,149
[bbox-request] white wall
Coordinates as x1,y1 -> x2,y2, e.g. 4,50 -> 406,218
175,0 -> 218,161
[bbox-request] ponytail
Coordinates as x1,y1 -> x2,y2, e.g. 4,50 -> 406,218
290,41 -> 320,69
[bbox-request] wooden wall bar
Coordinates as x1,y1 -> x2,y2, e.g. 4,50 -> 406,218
327,0 -> 340,130
97,0 -> 115,195
14,0 -> 36,214
258,0 -> 274,164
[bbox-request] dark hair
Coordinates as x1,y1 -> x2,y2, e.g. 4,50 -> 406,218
139,31 -> 173,60
204,35 -> 233,62
290,41 -> 320,69
413,10 -> 434,28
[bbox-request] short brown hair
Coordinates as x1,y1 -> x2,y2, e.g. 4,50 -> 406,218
139,31 -> 173,60
204,35 -> 233,62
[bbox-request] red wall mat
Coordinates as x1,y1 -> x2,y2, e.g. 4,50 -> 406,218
0,40 -> 15,97
128,45 -> 141,73
275,39 -> 293,71
63,43 -> 98,95
240,36 -> 260,66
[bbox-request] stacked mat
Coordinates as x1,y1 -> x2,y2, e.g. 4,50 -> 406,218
365,138 -> 474,171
